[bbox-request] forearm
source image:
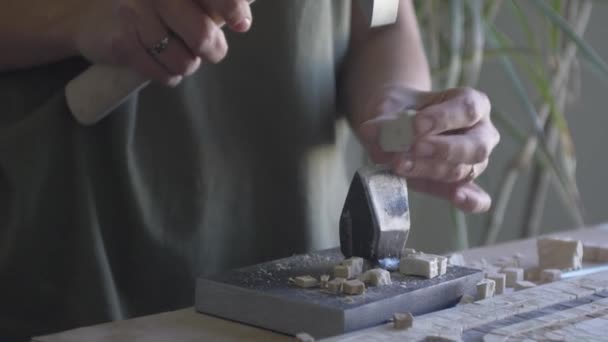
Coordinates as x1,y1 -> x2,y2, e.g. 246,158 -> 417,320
0,1 -> 81,71
340,0 -> 431,127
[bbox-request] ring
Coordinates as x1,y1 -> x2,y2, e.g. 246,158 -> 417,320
148,36 -> 170,55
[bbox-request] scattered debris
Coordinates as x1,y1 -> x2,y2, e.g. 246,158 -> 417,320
393,312 -> 414,330
295,332 -> 315,341
537,237 -> 583,271
501,267 -> 524,288
476,278 -> 496,300
343,279 -> 366,295
486,273 -> 506,295
539,269 -> 561,283
294,275 -> 319,288
360,268 -> 392,286
514,280 -> 537,291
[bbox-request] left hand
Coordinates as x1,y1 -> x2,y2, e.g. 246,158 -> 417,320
357,86 -> 500,213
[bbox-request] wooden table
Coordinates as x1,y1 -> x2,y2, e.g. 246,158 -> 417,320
34,224 -> 608,342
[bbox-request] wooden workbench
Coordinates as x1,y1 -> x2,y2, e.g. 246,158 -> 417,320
34,224 -> 608,342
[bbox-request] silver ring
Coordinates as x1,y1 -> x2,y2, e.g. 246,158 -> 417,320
148,36 -> 170,55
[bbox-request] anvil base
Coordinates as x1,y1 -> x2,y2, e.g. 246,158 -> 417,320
195,248 -> 483,339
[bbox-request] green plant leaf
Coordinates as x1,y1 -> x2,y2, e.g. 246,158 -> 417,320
530,0 -> 608,79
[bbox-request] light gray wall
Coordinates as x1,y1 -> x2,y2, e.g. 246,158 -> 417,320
407,2 -> 608,253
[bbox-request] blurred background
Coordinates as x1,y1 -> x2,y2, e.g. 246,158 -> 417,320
404,0 -> 608,253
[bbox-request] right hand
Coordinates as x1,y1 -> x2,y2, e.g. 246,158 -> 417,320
71,0 -> 253,86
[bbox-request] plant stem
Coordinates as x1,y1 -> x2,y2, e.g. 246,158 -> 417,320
484,0 -> 592,245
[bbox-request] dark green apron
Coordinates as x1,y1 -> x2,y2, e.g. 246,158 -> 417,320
0,1 -> 363,339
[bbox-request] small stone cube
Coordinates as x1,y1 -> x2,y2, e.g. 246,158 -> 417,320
327,278 -> 346,294
515,280 -> 537,291
524,267 -> 540,281
487,273 -> 506,295
477,279 -> 496,300
537,237 -> 583,270
334,265 -> 351,279
400,254 -> 439,279
540,269 -> 561,283
596,246 -> 608,262
343,279 -> 366,295
502,267 -> 524,288
360,268 -> 392,286
294,275 -> 319,288
335,257 -> 364,279
436,256 -> 448,275
319,274 -> 330,288
583,243 -> 600,262
393,312 -> 414,330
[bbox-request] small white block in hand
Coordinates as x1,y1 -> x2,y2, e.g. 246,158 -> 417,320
378,110 -> 416,152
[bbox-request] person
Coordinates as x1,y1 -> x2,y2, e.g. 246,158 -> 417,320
0,0 -> 499,340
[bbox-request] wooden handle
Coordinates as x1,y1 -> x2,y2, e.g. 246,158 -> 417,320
66,65 -> 149,125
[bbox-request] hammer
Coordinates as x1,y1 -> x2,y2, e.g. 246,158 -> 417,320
64,0 -> 401,125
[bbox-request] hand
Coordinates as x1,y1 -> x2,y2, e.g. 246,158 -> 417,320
70,0 -> 253,86
358,86 -> 500,213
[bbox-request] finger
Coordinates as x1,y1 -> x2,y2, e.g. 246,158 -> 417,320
204,0 -> 253,32
154,0 -> 228,62
413,87 -> 491,136
411,119 -> 500,164
393,156 -> 489,183
135,4 -> 201,76
115,5 -> 180,86
408,180 -> 492,213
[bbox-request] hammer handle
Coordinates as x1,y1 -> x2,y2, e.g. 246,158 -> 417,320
65,1 -> 256,126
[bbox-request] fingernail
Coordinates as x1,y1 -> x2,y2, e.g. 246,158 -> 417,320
416,142 -> 434,157
397,159 -> 414,175
415,118 -> 434,135
234,18 -> 252,32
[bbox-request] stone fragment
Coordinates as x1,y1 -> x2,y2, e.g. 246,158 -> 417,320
477,279 -> 496,300
403,248 -> 417,256
294,275 -> 318,288
360,268 -> 392,286
327,278 -> 346,294
319,274 -> 330,288
524,267 -> 540,281
295,332 -> 315,341
515,280 -> 537,291
334,257 -> 364,279
343,279 -> 366,295
436,256 -> 448,275
400,254 -> 439,279
596,245 -> 608,262
445,253 -> 465,267
583,243 -> 600,262
540,269 -> 561,283
393,312 -> 414,330
334,265 -> 350,279
537,237 -> 583,271
486,273 -> 506,295
501,267 -> 524,288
